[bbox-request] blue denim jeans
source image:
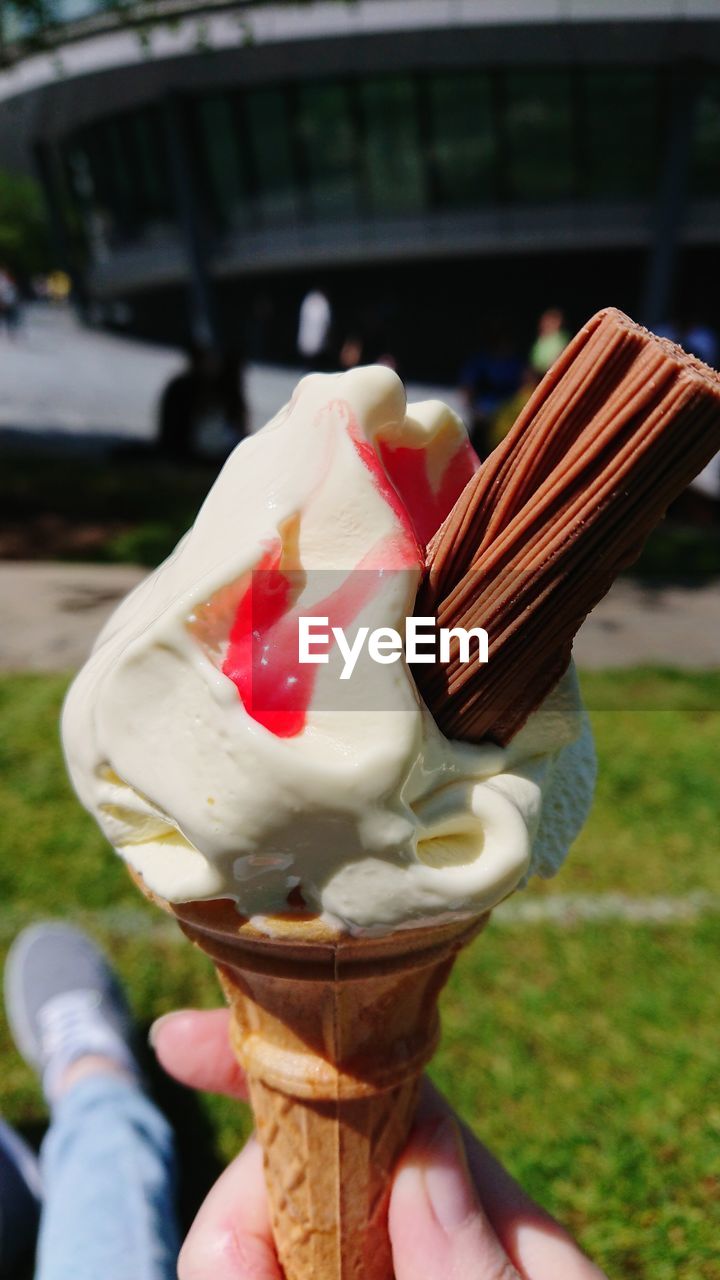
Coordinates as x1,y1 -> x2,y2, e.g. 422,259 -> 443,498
35,1075 -> 179,1280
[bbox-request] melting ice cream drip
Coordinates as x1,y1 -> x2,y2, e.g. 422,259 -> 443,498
188,398 -> 426,738
191,529 -> 413,739
377,437 -> 478,548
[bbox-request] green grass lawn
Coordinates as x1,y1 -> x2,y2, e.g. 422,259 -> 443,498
1,671 -> 719,1278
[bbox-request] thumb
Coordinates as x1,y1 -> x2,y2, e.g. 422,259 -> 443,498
389,1115 -> 520,1280
178,1136 -> 281,1280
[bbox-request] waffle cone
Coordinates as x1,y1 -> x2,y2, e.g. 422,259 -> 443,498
133,876 -> 485,1279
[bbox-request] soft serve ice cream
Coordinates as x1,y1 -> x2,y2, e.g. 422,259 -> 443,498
62,366 -> 595,932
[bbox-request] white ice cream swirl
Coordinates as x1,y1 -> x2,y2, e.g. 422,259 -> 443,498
62,367 -> 595,933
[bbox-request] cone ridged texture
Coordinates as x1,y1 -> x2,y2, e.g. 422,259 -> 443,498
132,884 -> 485,1280
247,1075 -> 418,1279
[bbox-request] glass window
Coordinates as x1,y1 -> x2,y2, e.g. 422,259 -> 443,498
47,147 -> 87,253
197,95 -> 251,228
245,87 -> 297,226
66,127 -> 127,247
127,108 -> 172,220
503,72 -> 574,202
581,70 -> 660,200
110,113 -> 169,228
64,142 -> 113,252
70,111 -> 170,243
295,82 -> 358,220
71,136 -> 106,213
691,74 -> 720,198
428,73 -> 497,208
359,78 -> 425,216
86,121 -> 136,237
65,141 -> 96,213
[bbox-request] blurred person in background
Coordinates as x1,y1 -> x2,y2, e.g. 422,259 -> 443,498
458,331 -> 525,458
529,307 -> 569,377
682,319 -> 719,522
376,350 -> 399,372
339,332 -> 364,370
158,343 -> 247,463
656,319 -> 719,525
297,287 -> 333,370
489,364 -> 539,452
338,297 -> 399,376
656,316 -> 718,369
684,454 -> 720,524
682,317 -> 718,369
46,270 -> 72,305
0,267 -> 21,337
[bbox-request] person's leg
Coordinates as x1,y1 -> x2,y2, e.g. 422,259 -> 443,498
0,1116 -> 41,1276
5,923 -> 180,1280
37,1073 -> 178,1280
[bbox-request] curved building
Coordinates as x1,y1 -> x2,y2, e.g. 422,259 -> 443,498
1,1 -> 719,373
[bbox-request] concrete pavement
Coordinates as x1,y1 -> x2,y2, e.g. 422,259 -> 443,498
2,560 -> 718,673
0,562 -> 145,671
0,304 -> 466,442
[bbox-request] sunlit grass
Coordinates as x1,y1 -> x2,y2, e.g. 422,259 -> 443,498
1,671 -> 719,1277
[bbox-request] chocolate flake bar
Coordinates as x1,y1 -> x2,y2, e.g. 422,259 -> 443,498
415,308 -> 720,744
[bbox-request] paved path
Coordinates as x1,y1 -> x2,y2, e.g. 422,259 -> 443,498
0,306 -> 182,438
572,577 -> 720,669
0,562 -> 145,671
2,560 -> 719,673
0,304 -> 466,441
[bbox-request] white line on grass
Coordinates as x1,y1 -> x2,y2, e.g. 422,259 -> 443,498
0,893 -> 717,942
493,890 -> 720,926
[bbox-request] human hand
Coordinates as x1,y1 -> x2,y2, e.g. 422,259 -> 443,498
152,1008 -> 607,1280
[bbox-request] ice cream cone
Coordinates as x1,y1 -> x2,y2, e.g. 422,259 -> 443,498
135,875 -> 485,1280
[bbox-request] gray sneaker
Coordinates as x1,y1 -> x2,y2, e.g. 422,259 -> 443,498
5,923 -> 138,1105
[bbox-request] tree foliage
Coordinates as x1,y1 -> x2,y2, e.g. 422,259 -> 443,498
1,0 -> 349,58
0,168 -> 51,275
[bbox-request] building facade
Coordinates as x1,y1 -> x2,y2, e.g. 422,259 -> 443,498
1,1 -> 719,372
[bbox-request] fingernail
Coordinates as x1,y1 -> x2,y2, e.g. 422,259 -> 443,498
148,1012 -> 178,1050
424,1117 -> 478,1232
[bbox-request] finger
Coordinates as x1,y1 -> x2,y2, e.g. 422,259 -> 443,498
460,1132 -> 607,1279
390,1110 -> 520,1280
418,1082 -> 606,1279
150,1008 -> 248,1099
179,1134 -> 281,1280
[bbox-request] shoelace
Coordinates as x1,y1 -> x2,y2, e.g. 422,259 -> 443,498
37,989 -> 134,1101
